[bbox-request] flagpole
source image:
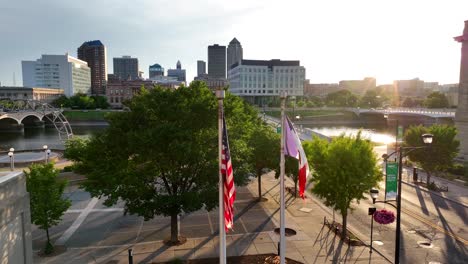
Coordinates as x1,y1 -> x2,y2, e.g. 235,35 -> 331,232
279,91 -> 287,264
216,88 -> 226,264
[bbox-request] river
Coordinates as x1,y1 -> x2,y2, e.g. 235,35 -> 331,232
0,123 -> 396,151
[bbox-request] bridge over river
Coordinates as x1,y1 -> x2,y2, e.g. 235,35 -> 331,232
0,99 -> 73,140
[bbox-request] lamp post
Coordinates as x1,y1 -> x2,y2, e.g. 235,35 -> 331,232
43,145 -> 48,163
380,133 -> 433,264
8,150 -> 14,171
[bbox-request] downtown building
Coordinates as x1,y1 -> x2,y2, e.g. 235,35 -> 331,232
197,60 -> 206,76
167,60 -> 186,83
208,44 -> 226,79
338,77 -> 376,96
149,63 -> 164,78
227,38 -> 243,77
77,40 -> 107,95
22,54 -> 91,96
113,56 -> 139,80
228,59 -> 306,104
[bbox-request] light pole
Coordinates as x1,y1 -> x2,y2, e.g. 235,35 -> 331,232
380,133 -> 433,264
43,145 -> 48,163
8,149 -> 14,171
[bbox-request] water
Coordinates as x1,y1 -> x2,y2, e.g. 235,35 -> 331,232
0,126 -> 106,151
307,125 -> 396,145
0,124 -> 396,151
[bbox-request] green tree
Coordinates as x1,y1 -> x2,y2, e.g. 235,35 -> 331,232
359,90 -> 383,108
25,163 -> 71,254
304,132 -> 382,237
248,125 -> 280,200
325,90 -> 358,107
91,95 -> 110,109
66,83 -> 258,243
424,92 -> 449,108
51,95 -> 70,108
404,125 -> 459,185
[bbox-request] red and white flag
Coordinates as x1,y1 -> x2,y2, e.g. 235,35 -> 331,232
221,115 -> 236,231
284,116 -> 310,199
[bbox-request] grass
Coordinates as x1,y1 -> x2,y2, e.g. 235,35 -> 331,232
63,110 -> 112,121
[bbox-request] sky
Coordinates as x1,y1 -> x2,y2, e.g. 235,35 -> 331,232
0,0 -> 467,86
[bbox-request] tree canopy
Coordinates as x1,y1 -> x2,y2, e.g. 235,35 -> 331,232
65,82 -> 261,243
248,124 -> 280,200
52,94 -> 110,109
25,163 -> 71,254
404,124 -> 459,185
424,92 -> 449,108
325,90 -> 358,107
304,132 -> 382,236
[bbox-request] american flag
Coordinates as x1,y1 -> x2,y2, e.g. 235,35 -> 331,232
221,115 -> 236,231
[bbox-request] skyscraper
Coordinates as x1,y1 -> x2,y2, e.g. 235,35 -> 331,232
208,44 -> 226,79
22,54 -> 91,96
77,40 -> 107,95
149,63 -> 164,78
197,60 -> 206,76
227,38 -> 243,72
167,60 -> 186,82
113,56 -> 139,80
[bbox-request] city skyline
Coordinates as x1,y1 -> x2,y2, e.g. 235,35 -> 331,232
1,0 -> 467,87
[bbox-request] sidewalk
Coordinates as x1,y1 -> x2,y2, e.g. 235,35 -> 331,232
401,167 -> 468,206
33,172 -> 390,264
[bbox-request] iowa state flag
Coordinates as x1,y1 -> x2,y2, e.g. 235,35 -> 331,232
284,116 -> 310,199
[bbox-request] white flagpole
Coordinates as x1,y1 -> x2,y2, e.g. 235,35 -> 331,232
279,91 -> 287,264
216,88 -> 226,264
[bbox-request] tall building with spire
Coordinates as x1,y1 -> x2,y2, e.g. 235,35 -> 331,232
227,38 -> 243,74
167,60 -> 186,83
455,20 -> 468,160
77,40 -> 107,95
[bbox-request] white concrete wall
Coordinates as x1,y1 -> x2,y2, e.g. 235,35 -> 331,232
0,171 -> 33,264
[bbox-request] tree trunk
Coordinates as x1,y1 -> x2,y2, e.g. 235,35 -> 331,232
257,174 -> 262,200
46,227 -> 50,245
341,211 -> 347,238
170,213 -> 178,243
426,171 -> 431,186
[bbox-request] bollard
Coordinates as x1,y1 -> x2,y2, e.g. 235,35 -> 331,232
128,248 -> 133,264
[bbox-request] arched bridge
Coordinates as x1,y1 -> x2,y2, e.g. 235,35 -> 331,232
0,99 -> 73,140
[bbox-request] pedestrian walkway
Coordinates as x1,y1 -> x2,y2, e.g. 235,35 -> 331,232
400,167 -> 468,206
33,172 -> 390,264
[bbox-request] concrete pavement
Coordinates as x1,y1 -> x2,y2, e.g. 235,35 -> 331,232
32,172 -> 390,264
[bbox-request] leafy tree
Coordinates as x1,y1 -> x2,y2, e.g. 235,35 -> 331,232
359,90 -> 383,108
91,95 -> 110,109
248,124 -> 280,200
304,132 -> 382,237
51,95 -> 70,108
325,90 -> 358,107
25,163 -> 71,254
404,125 -> 459,185
66,83 -> 258,243
402,97 -> 415,108
424,92 -> 449,108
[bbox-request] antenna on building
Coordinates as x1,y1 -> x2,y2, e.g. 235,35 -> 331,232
13,72 -> 16,86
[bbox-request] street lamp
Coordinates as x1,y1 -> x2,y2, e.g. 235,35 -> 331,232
46,149 -> 51,163
43,145 -> 48,163
8,150 -> 14,171
381,133 -> 433,264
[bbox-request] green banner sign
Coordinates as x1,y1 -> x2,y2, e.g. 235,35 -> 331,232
385,162 -> 398,200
